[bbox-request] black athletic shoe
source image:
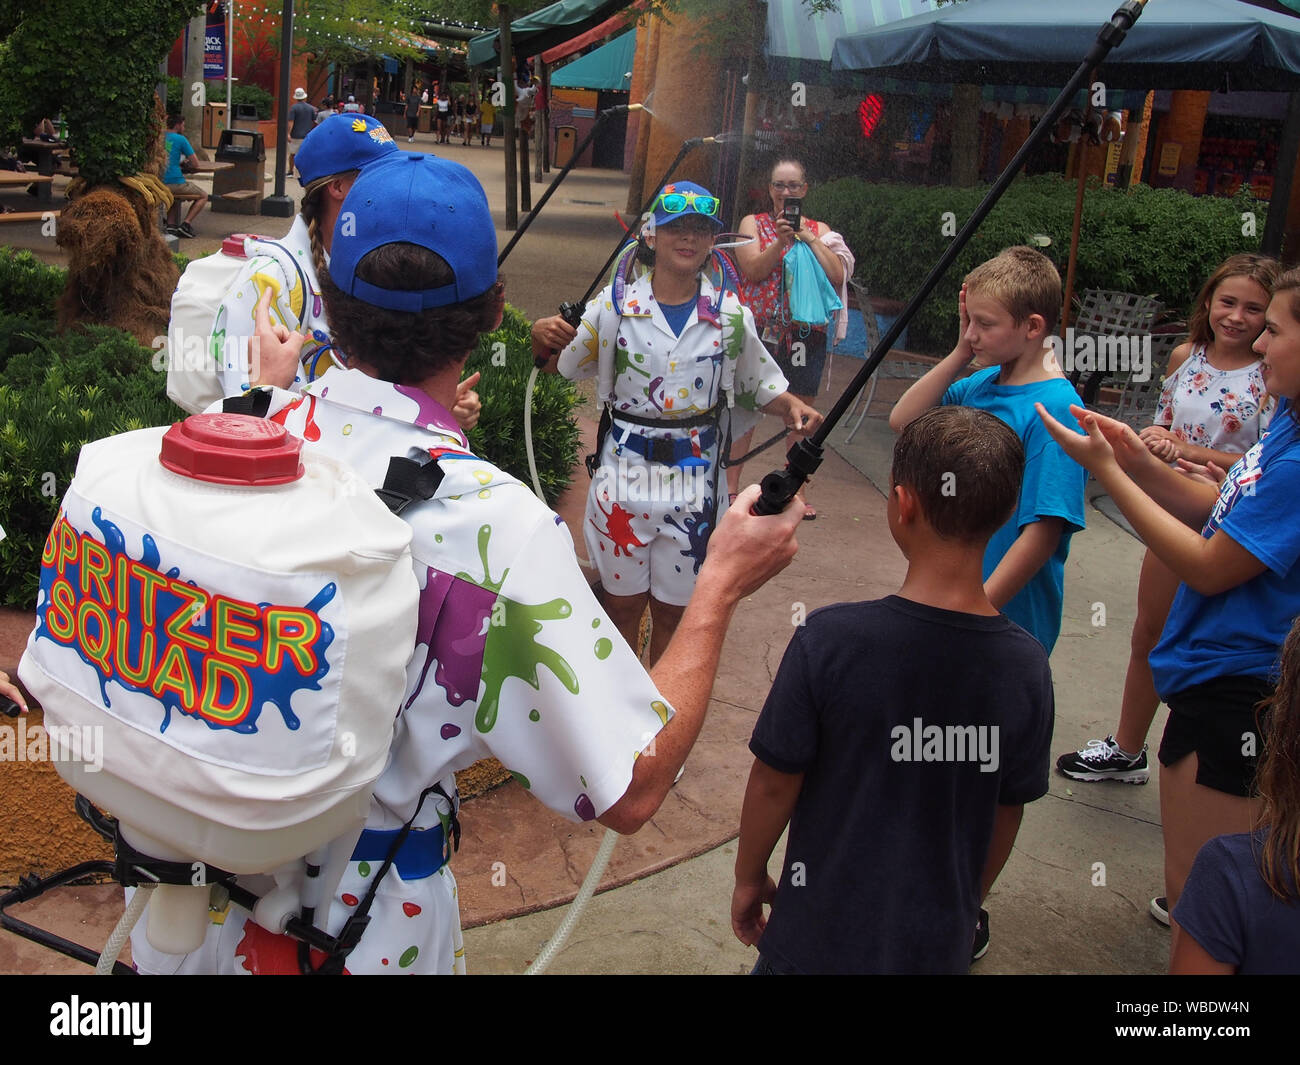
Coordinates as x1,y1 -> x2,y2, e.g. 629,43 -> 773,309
1056,735 -> 1149,784
177,221 -> 197,239
1150,896 -> 1170,927
971,908 -> 989,963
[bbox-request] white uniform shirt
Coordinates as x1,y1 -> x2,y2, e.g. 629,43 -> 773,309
131,367 -> 673,975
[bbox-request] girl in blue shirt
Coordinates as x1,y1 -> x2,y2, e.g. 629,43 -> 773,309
1036,266 -> 1300,965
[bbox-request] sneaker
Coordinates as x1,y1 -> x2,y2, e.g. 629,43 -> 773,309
971,908 -> 989,963
163,225 -> 183,237
1150,896 -> 1170,927
1056,735 -> 1149,784
177,221 -> 197,239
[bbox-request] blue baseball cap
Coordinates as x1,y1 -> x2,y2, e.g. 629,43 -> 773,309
295,114 -> 399,186
328,153 -> 498,312
652,180 -> 724,229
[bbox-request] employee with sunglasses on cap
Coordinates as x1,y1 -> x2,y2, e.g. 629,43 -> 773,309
533,181 -> 821,662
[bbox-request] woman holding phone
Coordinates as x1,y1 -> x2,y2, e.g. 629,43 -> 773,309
730,158 -> 852,517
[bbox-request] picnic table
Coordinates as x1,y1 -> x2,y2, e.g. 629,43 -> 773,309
19,138 -> 67,203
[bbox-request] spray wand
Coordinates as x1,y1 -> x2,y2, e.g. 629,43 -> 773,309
752,0 -> 1153,515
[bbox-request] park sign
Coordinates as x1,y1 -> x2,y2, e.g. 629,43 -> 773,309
205,3 -> 227,80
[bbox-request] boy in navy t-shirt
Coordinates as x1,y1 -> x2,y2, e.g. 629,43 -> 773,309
890,246 -> 1087,653
732,407 -> 1055,973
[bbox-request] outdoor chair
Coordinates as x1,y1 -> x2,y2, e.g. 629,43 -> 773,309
1068,288 -> 1164,405
1102,331 -> 1184,430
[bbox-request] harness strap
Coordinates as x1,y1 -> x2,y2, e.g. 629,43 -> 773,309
613,407 -> 718,430
221,388 -> 274,418
376,454 -> 445,515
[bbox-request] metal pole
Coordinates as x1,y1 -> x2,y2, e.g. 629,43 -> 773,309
501,4 -> 518,230
1262,91 -> 1300,260
226,0 -> 234,115
262,0 -> 294,216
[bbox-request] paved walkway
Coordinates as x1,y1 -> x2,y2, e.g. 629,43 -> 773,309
0,139 -> 1172,975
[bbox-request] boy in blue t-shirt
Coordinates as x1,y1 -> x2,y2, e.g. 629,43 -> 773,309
890,245 -> 1087,653
162,114 -> 207,239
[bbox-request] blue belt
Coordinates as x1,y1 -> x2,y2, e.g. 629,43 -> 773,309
351,824 -> 449,881
611,421 -> 716,466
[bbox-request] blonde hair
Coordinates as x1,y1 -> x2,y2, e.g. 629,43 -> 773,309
299,170 -> 359,283
964,245 -> 1063,334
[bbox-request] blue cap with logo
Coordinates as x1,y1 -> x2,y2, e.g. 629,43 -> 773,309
651,180 -> 723,229
295,113 -> 400,187
328,153 -> 498,312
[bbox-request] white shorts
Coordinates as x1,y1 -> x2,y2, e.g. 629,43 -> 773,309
582,424 -> 725,606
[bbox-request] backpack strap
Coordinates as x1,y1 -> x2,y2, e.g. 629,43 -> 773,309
220,388 -> 274,418
375,454 -> 445,515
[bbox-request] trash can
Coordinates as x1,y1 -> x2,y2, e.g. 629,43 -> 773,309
212,129 -> 265,215
231,103 -> 260,132
202,102 -> 228,149
554,125 -> 577,169
418,105 -> 433,134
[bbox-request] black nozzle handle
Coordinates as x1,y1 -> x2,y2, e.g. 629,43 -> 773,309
752,439 -> 823,515
534,300 -> 586,369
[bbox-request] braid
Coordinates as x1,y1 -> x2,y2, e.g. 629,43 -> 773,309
306,210 -> 328,286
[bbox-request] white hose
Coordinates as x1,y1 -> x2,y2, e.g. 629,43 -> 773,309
525,825 -> 619,975
523,364 -> 613,972
97,884 -> 153,975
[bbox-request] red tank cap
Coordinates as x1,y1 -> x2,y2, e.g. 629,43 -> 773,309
220,234 -> 258,258
159,413 -> 304,486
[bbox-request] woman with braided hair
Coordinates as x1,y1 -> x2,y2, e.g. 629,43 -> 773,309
209,114 -> 479,428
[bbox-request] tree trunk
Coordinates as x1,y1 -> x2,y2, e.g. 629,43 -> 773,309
184,14 -> 206,154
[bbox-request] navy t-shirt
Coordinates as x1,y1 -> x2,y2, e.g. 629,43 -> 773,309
750,596 -> 1054,974
1174,831 -> 1300,974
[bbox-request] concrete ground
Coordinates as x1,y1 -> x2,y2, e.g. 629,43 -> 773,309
0,135 -> 1173,975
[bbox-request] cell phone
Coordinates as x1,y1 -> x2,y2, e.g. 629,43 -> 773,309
783,197 -> 802,230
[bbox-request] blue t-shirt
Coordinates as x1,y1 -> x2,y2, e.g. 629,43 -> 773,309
164,132 -> 194,186
942,366 -> 1088,652
1149,402 -> 1300,698
1173,830 -> 1300,974
659,295 -> 696,337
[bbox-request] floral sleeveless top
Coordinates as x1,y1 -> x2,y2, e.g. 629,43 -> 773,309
1155,345 -> 1273,452
737,212 -> 824,335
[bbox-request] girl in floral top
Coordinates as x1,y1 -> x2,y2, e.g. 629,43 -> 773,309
1058,254 -> 1280,818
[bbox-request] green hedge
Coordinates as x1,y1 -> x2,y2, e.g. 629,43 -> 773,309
805,174 -> 1266,355
0,255 -> 581,608
165,77 -> 274,121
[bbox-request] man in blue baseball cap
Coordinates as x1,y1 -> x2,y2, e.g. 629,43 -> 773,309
134,154 -> 807,976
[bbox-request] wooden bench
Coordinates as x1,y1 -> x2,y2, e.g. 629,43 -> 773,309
217,189 -> 260,201
0,210 -> 59,224
0,173 -> 53,187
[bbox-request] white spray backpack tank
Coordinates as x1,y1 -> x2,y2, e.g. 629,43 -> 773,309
18,413 -> 419,952
166,233 -> 323,415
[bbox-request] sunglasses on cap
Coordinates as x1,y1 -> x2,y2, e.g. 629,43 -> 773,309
655,190 -> 720,217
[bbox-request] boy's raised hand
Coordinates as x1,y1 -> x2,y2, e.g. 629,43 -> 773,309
955,282 -> 974,361
250,286 -> 306,389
